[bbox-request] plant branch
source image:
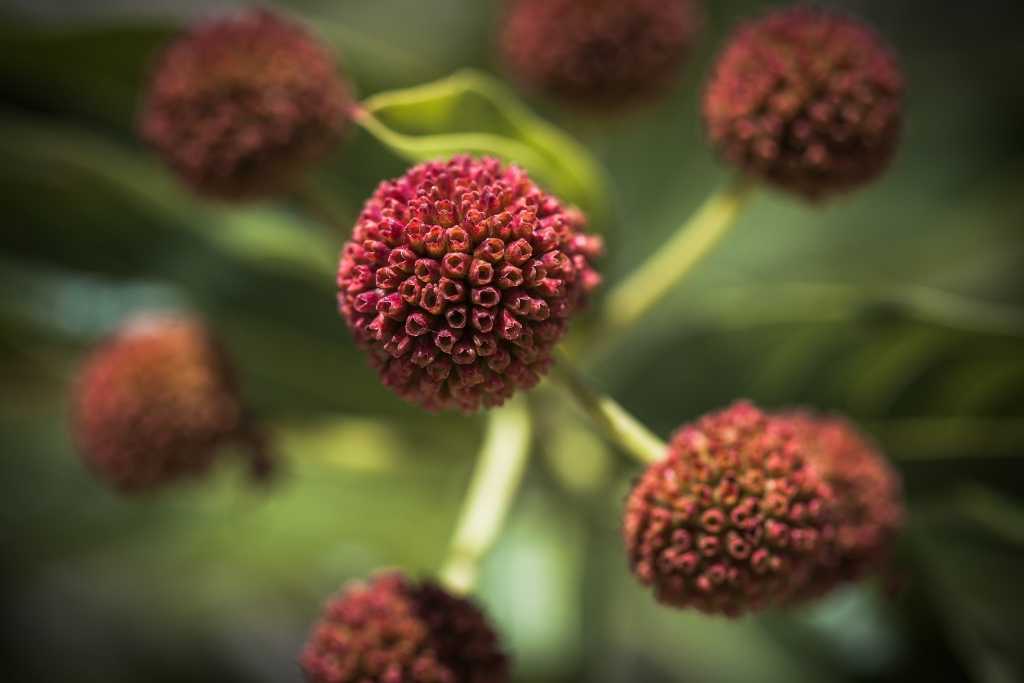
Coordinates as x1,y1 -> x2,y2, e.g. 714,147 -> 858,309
551,350 -> 667,465
351,104 -> 552,174
602,175 -> 756,336
438,395 -> 532,595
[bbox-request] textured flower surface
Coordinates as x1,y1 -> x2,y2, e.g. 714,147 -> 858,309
500,0 -> 701,108
623,401 -> 838,616
140,9 -> 350,200
72,316 -> 251,492
781,412 -> 904,601
301,573 -> 508,683
703,7 -> 904,199
337,156 -> 602,412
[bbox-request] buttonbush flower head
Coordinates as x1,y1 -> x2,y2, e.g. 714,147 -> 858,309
336,156 -> 602,412
301,572 -> 509,683
71,316 -> 267,492
703,7 -> 904,199
140,9 -> 351,200
500,0 -> 702,108
623,401 -> 838,616
781,412 -> 904,601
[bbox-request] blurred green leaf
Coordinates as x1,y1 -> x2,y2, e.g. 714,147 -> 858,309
0,20 -> 172,128
357,69 -> 613,225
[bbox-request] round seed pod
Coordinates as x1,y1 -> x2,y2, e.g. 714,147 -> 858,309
780,411 -> 904,601
336,156 -> 602,412
301,573 -> 509,683
703,7 -> 904,199
71,315 -> 270,492
623,401 -> 838,616
500,0 -> 702,109
140,9 -> 351,200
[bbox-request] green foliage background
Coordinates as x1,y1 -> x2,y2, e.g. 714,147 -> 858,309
1,1 -> 1022,681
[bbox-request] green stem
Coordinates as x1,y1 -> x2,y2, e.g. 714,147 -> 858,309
438,396 -> 533,595
351,104 -> 552,173
603,175 -> 757,335
551,350 -> 667,465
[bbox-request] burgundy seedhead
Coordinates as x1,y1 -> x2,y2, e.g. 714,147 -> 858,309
703,7 -> 904,199
623,401 -> 839,616
301,573 -> 509,683
501,0 -> 702,108
71,316 -> 265,492
140,9 -> 351,200
780,412 -> 904,601
336,156 -> 602,412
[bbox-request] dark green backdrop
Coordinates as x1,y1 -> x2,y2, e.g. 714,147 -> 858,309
1,1 -> 1022,681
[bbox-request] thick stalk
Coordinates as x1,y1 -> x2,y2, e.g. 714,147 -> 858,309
438,396 -> 532,595
603,175 -> 756,335
551,351 -> 666,465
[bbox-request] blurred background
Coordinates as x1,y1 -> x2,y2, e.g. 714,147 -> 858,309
1,0 -> 1023,681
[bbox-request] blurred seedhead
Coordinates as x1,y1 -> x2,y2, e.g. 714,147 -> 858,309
500,0 -> 702,110
624,400 -> 906,617
139,9 -> 352,201
779,411 -> 904,604
71,314 -> 272,492
301,572 -> 509,683
703,6 -> 904,199
624,401 -> 839,616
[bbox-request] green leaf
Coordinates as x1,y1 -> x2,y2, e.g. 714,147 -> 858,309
356,69 -> 613,226
0,115 -> 337,283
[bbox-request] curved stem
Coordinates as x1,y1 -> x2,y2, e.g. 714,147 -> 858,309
603,175 -> 757,336
351,104 -> 552,174
438,396 -> 532,595
551,350 -> 666,465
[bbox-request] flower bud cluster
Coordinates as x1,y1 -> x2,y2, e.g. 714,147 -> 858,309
337,156 -> 602,411
301,573 -> 508,683
140,9 -> 351,200
703,7 -> 904,198
72,316 -> 249,492
501,0 -> 702,108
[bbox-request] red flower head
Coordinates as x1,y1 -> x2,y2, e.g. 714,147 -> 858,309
623,401 -> 838,616
780,412 -> 904,601
500,0 -> 702,109
71,315 -> 271,492
703,7 -> 904,199
336,156 -> 602,412
301,573 -> 509,683
140,9 -> 351,200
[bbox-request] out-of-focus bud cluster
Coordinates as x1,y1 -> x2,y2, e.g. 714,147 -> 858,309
779,412 -> 904,602
500,0 -> 702,109
140,9 -> 351,200
336,156 -> 602,412
703,7 -> 904,199
624,401 -> 840,616
301,572 -> 508,683
72,316 -> 269,492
